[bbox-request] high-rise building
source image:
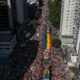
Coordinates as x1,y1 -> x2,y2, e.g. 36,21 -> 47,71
60,0 -> 80,48
0,0 -> 25,59
76,27 -> 80,54
16,0 -> 24,24
0,0 -> 16,58
60,0 -> 80,64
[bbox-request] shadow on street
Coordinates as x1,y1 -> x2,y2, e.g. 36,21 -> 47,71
0,40 -> 39,80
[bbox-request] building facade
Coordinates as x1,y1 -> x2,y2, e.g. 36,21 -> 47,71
60,0 -> 80,63
60,0 -> 80,48
0,0 -> 16,58
0,0 -> 25,58
16,0 -> 24,24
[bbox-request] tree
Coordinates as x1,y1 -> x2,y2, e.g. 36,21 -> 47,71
72,76 -> 80,80
29,19 -> 38,29
52,38 -> 61,48
48,0 -> 62,29
69,67 -> 78,73
35,9 -> 41,19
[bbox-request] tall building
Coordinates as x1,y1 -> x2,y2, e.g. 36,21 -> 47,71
60,0 -> 80,48
27,0 -> 39,4
60,0 -> 80,64
16,0 -> 24,24
0,0 -> 25,59
76,27 -> 80,54
0,0 -> 16,58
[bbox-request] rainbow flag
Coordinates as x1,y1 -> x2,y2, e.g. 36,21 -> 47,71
46,32 -> 52,49
43,31 -> 52,49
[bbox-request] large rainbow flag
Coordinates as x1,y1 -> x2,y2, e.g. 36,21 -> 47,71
43,31 -> 52,50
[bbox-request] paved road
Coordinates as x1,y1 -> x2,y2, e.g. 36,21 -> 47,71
51,48 -> 67,80
23,0 -> 47,79
23,0 -> 67,80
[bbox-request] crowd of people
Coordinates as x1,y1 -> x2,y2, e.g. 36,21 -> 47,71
23,0 -> 47,79
51,48 -> 66,80
23,0 -> 66,80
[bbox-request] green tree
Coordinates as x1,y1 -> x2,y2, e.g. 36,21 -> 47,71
72,76 -> 80,80
29,19 -> 38,29
35,9 -> 41,19
52,38 -> 61,48
69,67 -> 78,73
48,0 -> 62,29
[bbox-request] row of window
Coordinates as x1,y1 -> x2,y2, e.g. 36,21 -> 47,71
0,48 -> 10,49
0,44 -> 10,46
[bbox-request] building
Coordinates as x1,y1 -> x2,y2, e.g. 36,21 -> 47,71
0,0 -> 25,59
0,32 -> 16,58
16,0 -> 24,24
76,27 -> 80,64
60,0 -> 80,47
76,27 -> 80,54
60,0 -> 80,63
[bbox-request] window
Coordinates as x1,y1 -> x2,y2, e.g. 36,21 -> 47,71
67,10 -> 69,12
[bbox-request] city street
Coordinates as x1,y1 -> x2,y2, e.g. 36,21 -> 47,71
0,0 -> 80,80
23,0 -> 66,80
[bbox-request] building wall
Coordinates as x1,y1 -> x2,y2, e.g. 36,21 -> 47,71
0,0 -> 17,58
7,0 -> 13,28
0,31 -> 16,58
61,37 -> 74,46
76,27 -> 80,54
60,0 -> 80,63
0,0 -> 26,58
60,0 -> 80,48
0,0 -> 10,30
16,0 -> 24,24
60,0 -> 77,36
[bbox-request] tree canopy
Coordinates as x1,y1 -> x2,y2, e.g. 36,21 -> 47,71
52,38 -> 61,48
48,0 -> 62,29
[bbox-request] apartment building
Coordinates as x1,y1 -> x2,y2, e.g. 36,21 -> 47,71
0,32 -> 16,58
0,0 -> 25,58
16,0 -> 24,24
60,0 -> 80,64
76,27 -> 80,54
60,0 -> 80,47
0,0 -> 16,58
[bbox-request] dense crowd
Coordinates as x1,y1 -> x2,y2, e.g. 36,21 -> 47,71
23,0 -> 66,80
51,48 -> 66,80
23,0 -> 48,79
